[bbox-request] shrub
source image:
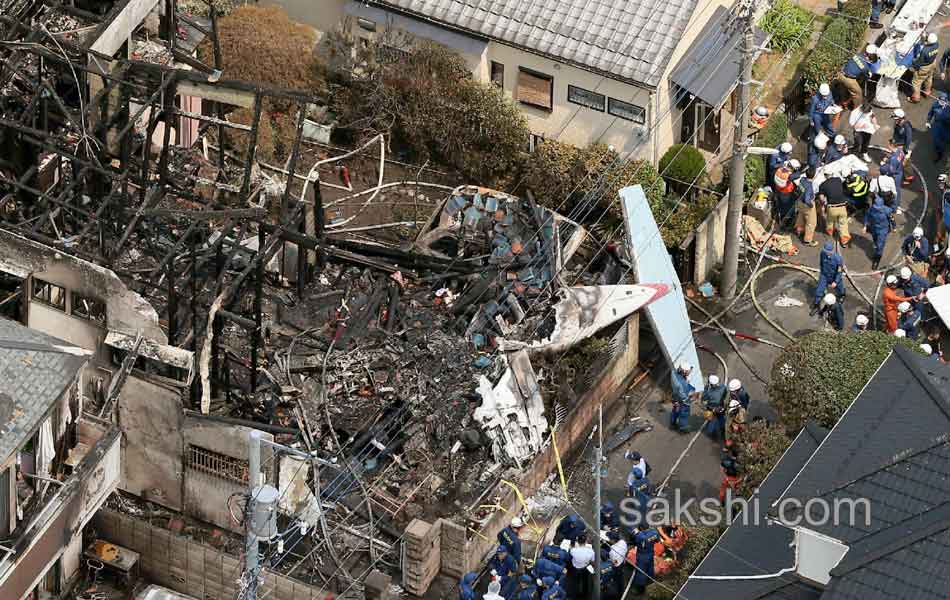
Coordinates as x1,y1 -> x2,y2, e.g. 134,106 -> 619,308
201,6 -> 324,98
327,34 -> 529,187
658,193 -> 720,248
659,144 -> 706,193
736,420 -> 793,496
769,331 -> 918,431
520,141 -> 665,227
759,0 -> 814,53
801,0 -> 871,93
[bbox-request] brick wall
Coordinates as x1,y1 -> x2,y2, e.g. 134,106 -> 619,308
93,509 -> 331,600
402,519 -> 442,595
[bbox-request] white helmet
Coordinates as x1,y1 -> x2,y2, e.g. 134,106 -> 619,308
834,134 -> 846,146
895,329 -> 907,338
928,32 -> 938,44
814,137 -> 828,150
708,374 -> 720,386
511,516 -> 524,528
893,108 -> 906,119
856,314 -> 869,326
921,343 -> 934,354
866,44 -> 879,55
789,158 -> 802,170
886,274 -> 898,285
824,293 -> 837,306
728,378 -> 742,391
780,142 -> 793,153
755,106 -> 769,117
819,83 -> 831,96
900,266 -> 913,280
913,226 -> 924,238
898,301 -> 912,313
729,399 -> 741,410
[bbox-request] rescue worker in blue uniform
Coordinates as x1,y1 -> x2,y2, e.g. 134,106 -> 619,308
554,514 -> 586,545
599,559 -> 619,600
539,577 -> 566,600
838,44 -> 881,107
927,93 -> 950,162
631,524 -> 661,596
489,546 -> 518,599
626,467 -> 652,527
899,266 -> 930,303
540,543 -> 570,566
812,242 -> 845,312
514,575 -> 537,600
902,227 -> 931,266
819,293 -> 845,331
533,557 -> 567,582
808,135 -> 830,169
702,374 -> 728,442
898,301 -> 923,339
825,136 -> 844,164
670,361 -> 695,432
880,147 -> 907,206
939,175 -> 950,236
910,32 -> 940,102
809,83 -> 836,139
864,195 -> 895,269
767,142 -> 793,186
497,517 -> 525,564
890,109 -> 915,184
459,572 -> 478,600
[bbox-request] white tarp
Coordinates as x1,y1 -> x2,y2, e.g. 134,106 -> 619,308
927,284 -> 950,327
874,0 -> 940,106
620,186 -> 703,389
277,455 -> 322,528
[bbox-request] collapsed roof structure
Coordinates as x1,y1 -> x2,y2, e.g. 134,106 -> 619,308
0,1 -> 666,594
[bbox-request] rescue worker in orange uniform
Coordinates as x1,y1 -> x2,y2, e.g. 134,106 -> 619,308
883,274 -> 912,333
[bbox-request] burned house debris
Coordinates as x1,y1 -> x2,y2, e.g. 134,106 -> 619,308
0,1 -> 663,598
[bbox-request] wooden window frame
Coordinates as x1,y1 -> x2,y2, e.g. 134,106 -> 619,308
607,97 -> 646,124
517,67 -> 554,111
567,85 -> 606,111
32,278 -> 65,311
491,61 -> 505,88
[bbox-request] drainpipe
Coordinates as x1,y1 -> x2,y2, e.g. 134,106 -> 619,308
651,91 -> 659,166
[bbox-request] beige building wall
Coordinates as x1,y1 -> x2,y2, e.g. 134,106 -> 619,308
484,42 -> 654,160
652,0 -> 735,160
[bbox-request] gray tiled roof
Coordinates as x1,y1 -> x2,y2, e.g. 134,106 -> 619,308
0,318 -> 88,463
366,0 -> 700,87
679,422 -> 827,600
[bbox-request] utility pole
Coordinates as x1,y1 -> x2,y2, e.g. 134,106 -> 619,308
721,2 -> 757,300
245,429 -> 262,600
592,404 -> 604,600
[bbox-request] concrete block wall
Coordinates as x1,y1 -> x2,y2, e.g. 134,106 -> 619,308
441,316 -> 642,579
403,518 -> 442,595
93,509 -> 331,600
691,193 -> 730,285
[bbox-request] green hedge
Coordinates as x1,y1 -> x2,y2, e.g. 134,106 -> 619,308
769,331 -> 919,431
759,0 -> 814,53
659,143 -> 706,187
801,0 -> 871,93
743,110 -> 789,194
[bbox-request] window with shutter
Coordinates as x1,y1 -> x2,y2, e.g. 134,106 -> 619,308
517,68 -> 553,111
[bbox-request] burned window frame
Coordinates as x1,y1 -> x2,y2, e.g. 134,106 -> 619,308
71,293 -> 106,324
31,278 -> 66,311
187,444 -> 248,484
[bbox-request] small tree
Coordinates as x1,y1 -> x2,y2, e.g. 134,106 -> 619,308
769,332 -> 918,431
736,420 -> 793,496
325,31 -> 529,186
659,143 -> 706,197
